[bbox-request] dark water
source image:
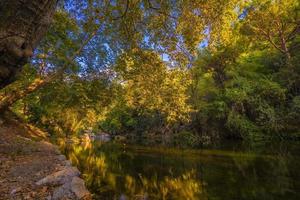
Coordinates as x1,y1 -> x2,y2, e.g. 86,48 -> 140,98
61,140 -> 300,200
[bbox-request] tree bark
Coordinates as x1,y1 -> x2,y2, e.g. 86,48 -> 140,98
0,78 -> 46,112
0,0 -> 57,89
0,67 -> 64,112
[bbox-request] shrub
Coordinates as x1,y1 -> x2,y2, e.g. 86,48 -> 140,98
226,111 -> 261,140
173,130 -> 200,148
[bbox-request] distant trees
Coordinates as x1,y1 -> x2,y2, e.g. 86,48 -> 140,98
115,49 -> 191,123
100,49 -> 191,135
190,0 -> 300,141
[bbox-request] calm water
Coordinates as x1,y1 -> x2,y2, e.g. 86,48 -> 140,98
61,140 -> 300,200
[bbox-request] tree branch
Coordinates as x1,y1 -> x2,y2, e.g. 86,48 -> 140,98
112,0 -> 130,20
146,0 -> 177,20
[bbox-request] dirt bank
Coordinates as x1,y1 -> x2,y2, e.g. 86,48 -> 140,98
0,112 -> 91,200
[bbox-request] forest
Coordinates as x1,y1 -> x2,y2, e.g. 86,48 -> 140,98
0,0 -> 299,200
2,0 -> 300,145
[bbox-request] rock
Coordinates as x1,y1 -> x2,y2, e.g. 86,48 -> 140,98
52,182 -> 75,200
119,194 -> 127,200
37,141 -> 56,151
57,155 -> 66,161
55,164 -> 65,171
95,132 -> 111,142
71,177 -> 91,199
34,158 -> 91,200
36,167 -> 80,186
65,160 -> 72,167
16,135 -> 32,142
49,176 -> 91,200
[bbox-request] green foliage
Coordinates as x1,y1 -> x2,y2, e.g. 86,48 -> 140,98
191,1 -> 300,141
192,49 -> 294,140
226,111 -> 261,140
291,96 -> 300,112
19,76 -> 116,136
95,49 -> 192,136
99,102 -> 165,136
173,130 -> 200,148
99,105 -> 135,134
6,0 -> 300,146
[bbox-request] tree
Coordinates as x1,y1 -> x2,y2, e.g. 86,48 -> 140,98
115,49 -> 191,124
242,0 -> 300,64
0,9 -> 82,112
0,0 -> 58,88
0,0 -> 249,112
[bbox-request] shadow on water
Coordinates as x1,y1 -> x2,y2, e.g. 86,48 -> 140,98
58,139 -> 300,200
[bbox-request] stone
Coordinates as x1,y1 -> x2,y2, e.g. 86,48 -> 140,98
65,160 -> 72,167
57,155 -> 66,161
119,194 -> 127,200
48,176 -> 91,200
52,182 -> 75,200
71,177 -> 91,199
36,167 -> 80,186
95,133 -> 111,142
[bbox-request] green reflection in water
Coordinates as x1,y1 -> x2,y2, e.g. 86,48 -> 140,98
59,139 -> 300,200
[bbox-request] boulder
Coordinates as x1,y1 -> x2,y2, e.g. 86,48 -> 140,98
52,182 -> 75,200
95,132 -> 111,142
36,167 -> 80,186
71,177 -> 91,199
64,160 -> 72,167
57,155 -> 66,161
49,177 -> 91,200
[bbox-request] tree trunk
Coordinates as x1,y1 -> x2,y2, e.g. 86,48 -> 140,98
0,78 -> 46,112
0,70 -> 59,112
0,0 -> 57,89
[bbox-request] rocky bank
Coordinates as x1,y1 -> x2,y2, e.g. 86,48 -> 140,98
0,113 -> 91,200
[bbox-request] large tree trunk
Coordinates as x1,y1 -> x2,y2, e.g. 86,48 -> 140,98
0,0 -> 57,89
0,78 -> 46,112
0,70 -> 60,112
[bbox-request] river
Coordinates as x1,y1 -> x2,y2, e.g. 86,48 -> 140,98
61,140 -> 300,200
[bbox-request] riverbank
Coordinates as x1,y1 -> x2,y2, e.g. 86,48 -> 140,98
0,112 -> 91,200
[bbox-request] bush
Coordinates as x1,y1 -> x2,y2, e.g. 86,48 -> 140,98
173,130 -> 200,148
99,104 -> 166,136
226,111 -> 261,140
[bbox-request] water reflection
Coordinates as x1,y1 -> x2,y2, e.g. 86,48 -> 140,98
59,139 -> 300,200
